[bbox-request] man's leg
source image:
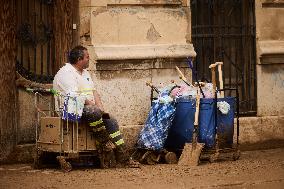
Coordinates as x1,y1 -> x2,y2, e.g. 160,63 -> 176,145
82,105 -> 103,123
82,105 -> 139,167
102,116 -> 139,168
82,105 -> 115,168
101,116 -> 129,164
82,105 -> 124,148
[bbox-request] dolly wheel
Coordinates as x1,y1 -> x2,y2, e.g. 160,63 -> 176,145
33,150 -> 43,169
233,150 -> 241,161
33,157 -> 41,169
165,152 -> 178,164
57,156 -> 72,172
146,153 -> 157,165
209,152 -> 219,163
131,149 -> 143,162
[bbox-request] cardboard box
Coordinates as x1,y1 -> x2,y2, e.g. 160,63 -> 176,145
38,117 -> 97,152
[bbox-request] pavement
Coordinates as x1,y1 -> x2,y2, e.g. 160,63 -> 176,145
0,147 -> 284,189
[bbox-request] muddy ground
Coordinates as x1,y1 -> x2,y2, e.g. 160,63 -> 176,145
0,148 -> 284,189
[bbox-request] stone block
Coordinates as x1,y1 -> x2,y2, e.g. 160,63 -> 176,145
17,89 -> 37,144
90,6 -> 188,45
257,64 -> 284,116
79,6 -> 91,38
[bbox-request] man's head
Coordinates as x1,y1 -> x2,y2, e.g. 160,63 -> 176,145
69,45 -> 89,69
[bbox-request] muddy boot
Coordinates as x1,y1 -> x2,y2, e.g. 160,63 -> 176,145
57,156 -> 72,172
99,141 -> 116,169
103,116 -> 140,168
115,145 -> 140,168
102,117 -> 124,147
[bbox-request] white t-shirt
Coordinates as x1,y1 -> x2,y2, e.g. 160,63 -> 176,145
53,63 -> 95,118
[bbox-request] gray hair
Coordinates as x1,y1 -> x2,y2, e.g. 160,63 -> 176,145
68,45 -> 87,64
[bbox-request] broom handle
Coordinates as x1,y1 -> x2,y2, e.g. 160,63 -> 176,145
146,81 -> 160,93
218,63 -> 224,98
211,67 -> 216,95
194,88 -> 200,126
192,88 -> 200,146
175,66 -> 188,82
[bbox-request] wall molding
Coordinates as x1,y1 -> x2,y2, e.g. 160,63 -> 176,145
92,44 -> 196,61
92,0 -> 183,7
259,40 -> 284,64
262,0 -> 284,8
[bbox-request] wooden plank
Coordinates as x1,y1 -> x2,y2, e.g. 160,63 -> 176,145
53,0 -> 73,73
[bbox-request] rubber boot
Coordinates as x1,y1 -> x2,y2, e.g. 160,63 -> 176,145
114,144 -> 129,165
103,115 -> 140,168
102,117 -> 130,166
102,117 -> 124,148
114,145 -> 140,168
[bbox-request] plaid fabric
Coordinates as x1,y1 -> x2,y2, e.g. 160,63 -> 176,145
137,102 -> 176,150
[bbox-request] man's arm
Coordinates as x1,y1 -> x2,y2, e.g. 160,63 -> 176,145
85,90 -> 104,112
93,90 -> 104,111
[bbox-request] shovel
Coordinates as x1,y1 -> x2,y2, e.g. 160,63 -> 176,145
209,62 -> 224,162
178,88 -> 204,166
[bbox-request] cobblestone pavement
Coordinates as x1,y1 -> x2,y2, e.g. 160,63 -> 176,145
0,148 -> 284,189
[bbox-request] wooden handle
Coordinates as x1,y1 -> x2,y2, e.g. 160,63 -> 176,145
209,61 -> 223,69
210,67 -> 216,95
146,81 -> 153,87
146,81 -> 160,93
175,66 -> 187,82
194,88 -> 200,126
218,63 -> 224,98
193,82 -> 206,87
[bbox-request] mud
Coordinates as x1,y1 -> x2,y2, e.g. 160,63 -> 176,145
0,148 -> 284,189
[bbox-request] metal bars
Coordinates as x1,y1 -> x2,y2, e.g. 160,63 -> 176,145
191,0 -> 257,115
16,0 -> 55,83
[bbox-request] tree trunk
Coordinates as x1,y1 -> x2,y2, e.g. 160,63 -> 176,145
0,0 -> 17,161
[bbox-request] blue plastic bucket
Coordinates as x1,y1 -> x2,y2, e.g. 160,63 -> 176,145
165,96 -> 235,150
165,97 -> 196,150
165,97 -> 216,150
216,97 -> 235,148
198,98 -> 216,148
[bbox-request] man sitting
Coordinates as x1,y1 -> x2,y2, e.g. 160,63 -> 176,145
53,45 -> 139,168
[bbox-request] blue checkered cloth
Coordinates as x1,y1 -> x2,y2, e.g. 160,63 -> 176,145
137,101 -> 176,151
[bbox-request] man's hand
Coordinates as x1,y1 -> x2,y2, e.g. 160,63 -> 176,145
85,99 -> 95,106
85,99 -> 105,112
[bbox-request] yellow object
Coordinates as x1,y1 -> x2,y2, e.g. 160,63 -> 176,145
115,139 -> 124,146
89,118 -> 103,127
110,131 -> 121,138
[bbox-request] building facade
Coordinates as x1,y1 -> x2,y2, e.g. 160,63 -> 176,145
0,0 -> 283,162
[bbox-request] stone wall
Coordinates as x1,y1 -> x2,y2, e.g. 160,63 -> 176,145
93,58 -> 192,126
80,0 -> 195,127
255,0 -> 284,116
